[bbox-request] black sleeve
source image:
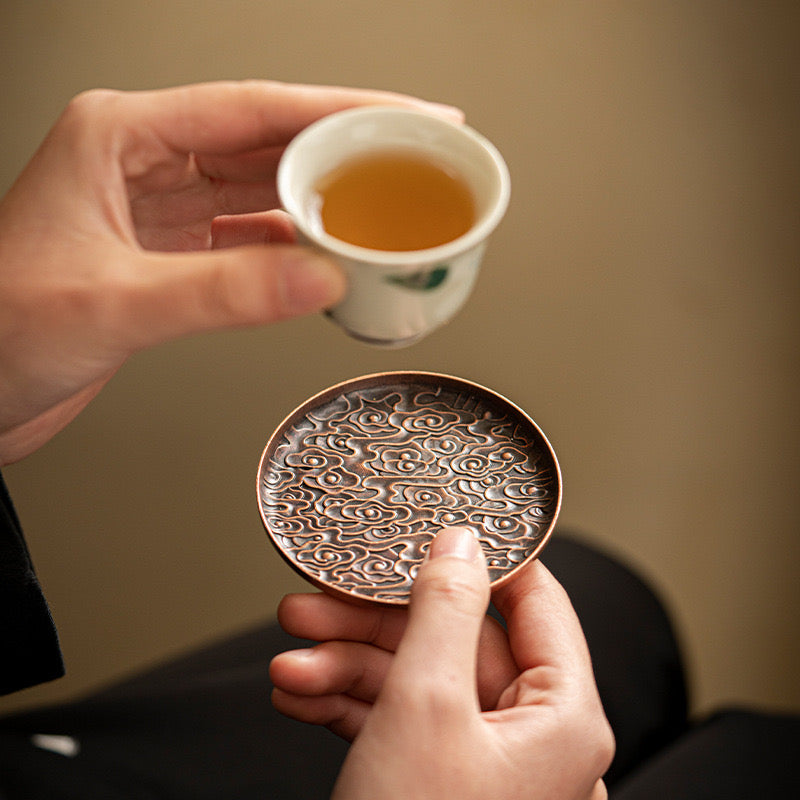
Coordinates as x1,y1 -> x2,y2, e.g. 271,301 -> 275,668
0,469 -> 65,696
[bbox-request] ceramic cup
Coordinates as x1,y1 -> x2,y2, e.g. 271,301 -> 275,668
277,106 -> 510,347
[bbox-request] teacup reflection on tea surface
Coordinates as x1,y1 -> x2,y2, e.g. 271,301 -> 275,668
278,106 -> 510,347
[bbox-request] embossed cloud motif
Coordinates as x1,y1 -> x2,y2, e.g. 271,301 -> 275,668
260,382 -> 558,602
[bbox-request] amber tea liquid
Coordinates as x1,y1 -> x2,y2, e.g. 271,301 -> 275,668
314,150 -> 475,251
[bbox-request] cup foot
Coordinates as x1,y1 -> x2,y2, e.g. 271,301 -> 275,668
343,328 -> 425,349
325,311 -> 426,348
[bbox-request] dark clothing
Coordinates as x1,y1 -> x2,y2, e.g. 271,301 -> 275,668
611,708 -> 800,800
1,469 -> 798,798
0,471 -> 64,696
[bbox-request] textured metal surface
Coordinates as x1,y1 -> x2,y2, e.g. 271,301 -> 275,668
257,372 -> 561,605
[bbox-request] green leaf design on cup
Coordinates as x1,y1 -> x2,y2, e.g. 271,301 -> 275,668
386,265 -> 449,291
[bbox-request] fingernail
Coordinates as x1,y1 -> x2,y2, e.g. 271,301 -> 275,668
430,527 -> 479,561
283,254 -> 346,314
281,648 -> 316,661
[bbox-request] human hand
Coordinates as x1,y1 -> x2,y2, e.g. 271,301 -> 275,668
0,81 -> 462,465
270,527 -> 614,800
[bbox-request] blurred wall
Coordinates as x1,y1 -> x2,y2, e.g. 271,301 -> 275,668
1,1 -> 798,717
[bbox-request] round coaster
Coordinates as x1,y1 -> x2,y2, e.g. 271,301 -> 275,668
256,372 -> 561,605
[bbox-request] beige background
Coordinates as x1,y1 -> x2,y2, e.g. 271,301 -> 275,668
1,1 -> 798,718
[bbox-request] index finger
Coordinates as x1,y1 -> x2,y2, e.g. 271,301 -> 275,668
130,80 -> 464,155
492,560 -> 595,677
277,591 -> 409,653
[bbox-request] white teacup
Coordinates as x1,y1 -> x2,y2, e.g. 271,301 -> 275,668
277,106 -> 510,347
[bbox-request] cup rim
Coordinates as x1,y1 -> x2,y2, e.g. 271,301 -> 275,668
277,105 -> 511,268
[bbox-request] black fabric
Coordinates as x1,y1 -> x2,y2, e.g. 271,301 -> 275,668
1,507 -> 798,798
610,708 -> 800,799
0,469 -> 64,696
0,624 -> 347,799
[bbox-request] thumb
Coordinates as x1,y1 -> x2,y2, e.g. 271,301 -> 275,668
122,245 -> 346,350
386,527 -> 490,701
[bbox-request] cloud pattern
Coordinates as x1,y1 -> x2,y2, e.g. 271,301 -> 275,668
259,383 -> 558,603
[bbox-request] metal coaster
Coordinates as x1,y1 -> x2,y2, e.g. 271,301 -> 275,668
256,372 -> 561,605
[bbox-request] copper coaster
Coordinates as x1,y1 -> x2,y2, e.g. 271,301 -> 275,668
256,372 -> 561,605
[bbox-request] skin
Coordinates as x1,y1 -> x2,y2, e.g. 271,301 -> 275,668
0,80 -> 462,465
271,527 -> 615,799
1,82 -> 613,797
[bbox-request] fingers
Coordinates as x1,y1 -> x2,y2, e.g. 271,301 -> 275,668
270,641 -> 392,741
119,244 -> 345,349
211,210 -> 296,248
491,559 -> 616,780
382,527 -> 490,707
277,592 -> 409,653
278,585 -> 517,710
272,529 -> 491,743
270,641 -> 390,701
270,687 -> 370,742
129,80 -> 464,156
492,559 -> 595,678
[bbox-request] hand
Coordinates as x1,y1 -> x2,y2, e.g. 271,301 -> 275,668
0,81 -> 462,465
270,528 -> 615,800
